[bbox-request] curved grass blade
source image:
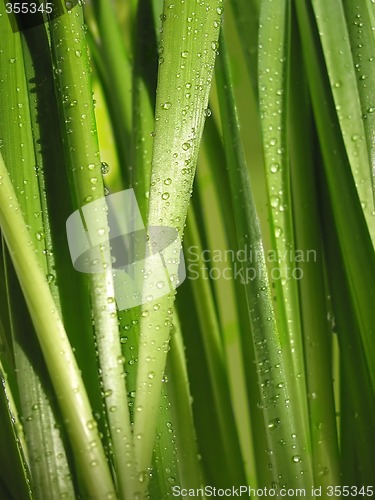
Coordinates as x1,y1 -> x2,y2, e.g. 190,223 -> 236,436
216,32 -> 314,488
311,0 -> 375,230
0,152 -> 115,499
342,0 -> 375,203
295,0 -> 375,393
48,6 -> 136,497
133,0 -> 223,486
0,11 -> 76,497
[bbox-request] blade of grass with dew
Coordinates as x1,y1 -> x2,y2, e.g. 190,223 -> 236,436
295,0 -> 375,392
342,0 -> 375,203
132,0 -> 223,488
0,151 -> 115,498
0,11 -> 77,497
165,315 -> 204,491
215,32 -> 314,488
310,0 -> 375,229
258,0 -> 311,453
48,6 -> 137,497
197,116 -> 272,487
289,21 -> 340,487
148,385 -> 181,498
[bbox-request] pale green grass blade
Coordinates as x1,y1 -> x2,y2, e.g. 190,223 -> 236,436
216,32 -> 314,487
133,0 -> 222,486
148,385 -> 181,498
311,0 -> 375,229
0,152 -> 115,498
48,7 -> 136,497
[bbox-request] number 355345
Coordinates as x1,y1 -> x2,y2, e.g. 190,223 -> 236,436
5,3 -> 53,14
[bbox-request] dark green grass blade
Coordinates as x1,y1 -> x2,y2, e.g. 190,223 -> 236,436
183,207 -> 247,486
0,349 -> 31,500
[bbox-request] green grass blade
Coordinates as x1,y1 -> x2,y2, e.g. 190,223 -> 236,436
258,0 -> 310,448
165,315 -> 204,491
216,32 -> 314,488
133,0 -> 222,485
91,0 -> 133,184
0,356 -> 31,500
0,152 -> 115,499
184,208 -> 247,486
311,0 -> 375,227
295,0 -> 375,392
342,0 -> 375,202
321,174 -> 375,484
0,12 -> 76,497
230,0 -> 260,93
48,7 -> 137,497
289,26 -> 340,486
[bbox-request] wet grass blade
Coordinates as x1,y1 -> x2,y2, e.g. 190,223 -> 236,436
295,0 -> 375,392
258,0 -> 310,450
289,20 -> 340,486
216,31 -> 314,488
48,6 -> 136,497
311,0 -> 375,228
133,0 -> 222,486
0,151 -> 115,498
